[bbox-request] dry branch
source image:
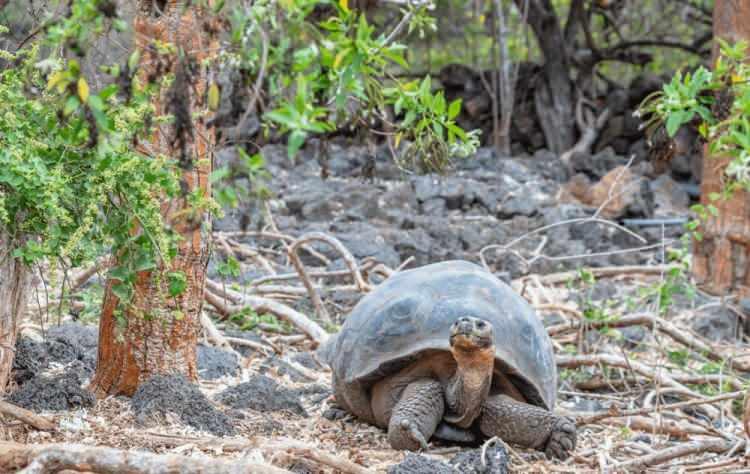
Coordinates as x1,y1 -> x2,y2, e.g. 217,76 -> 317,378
577,391 -> 743,425
205,280 -> 329,346
135,434 -> 373,474
514,264 -> 679,288
612,439 -> 744,471
556,353 -> 710,399
0,441 -> 291,474
266,439 -> 375,474
598,415 -> 715,438
199,312 -> 248,359
0,400 -> 55,431
286,232 -> 371,323
547,312 -> 750,371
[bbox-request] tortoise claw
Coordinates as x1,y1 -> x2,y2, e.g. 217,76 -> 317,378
544,416 -> 576,460
400,419 -> 429,451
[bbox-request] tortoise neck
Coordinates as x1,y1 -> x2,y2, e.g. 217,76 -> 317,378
443,344 -> 495,428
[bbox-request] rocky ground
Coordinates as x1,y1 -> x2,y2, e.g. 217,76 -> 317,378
5,144 -> 749,473
214,142 -> 695,281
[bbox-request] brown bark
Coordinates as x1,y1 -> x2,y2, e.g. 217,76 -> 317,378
692,1 -> 750,298
0,230 -> 31,393
90,0 -> 217,397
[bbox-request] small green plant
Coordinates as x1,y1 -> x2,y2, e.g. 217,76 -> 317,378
225,0 -> 479,168
639,39 -> 750,192
0,30 -> 177,287
228,307 -> 291,332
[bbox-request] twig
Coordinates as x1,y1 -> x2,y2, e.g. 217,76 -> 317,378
205,280 -> 329,346
547,312 -> 750,372
0,441 -> 290,474
223,336 -> 276,355
199,312 -> 248,360
514,264 -> 679,288
612,439 -> 744,471
577,391 -> 743,425
556,353 -> 710,400
0,401 -> 55,432
267,439 -> 375,474
216,231 -> 331,266
286,232 -> 370,323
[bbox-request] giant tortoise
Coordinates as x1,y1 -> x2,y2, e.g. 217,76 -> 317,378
321,260 -> 576,459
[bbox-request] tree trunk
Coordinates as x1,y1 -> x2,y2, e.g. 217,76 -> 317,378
692,0 -> 750,297
90,0 -> 216,397
515,0 -> 575,154
0,230 -> 31,393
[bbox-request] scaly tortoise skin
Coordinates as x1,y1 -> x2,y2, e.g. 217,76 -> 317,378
321,260 -> 576,459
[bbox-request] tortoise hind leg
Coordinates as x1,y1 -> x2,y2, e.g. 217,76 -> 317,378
388,378 -> 444,451
479,394 -> 576,460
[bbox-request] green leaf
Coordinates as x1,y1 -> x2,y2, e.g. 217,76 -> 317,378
112,282 -> 133,301
448,99 -> 462,120
287,129 -> 307,158
77,77 -> 90,103
666,112 -> 685,137
167,271 -> 187,297
208,83 -> 220,111
109,266 -> 132,281
128,50 -> 141,71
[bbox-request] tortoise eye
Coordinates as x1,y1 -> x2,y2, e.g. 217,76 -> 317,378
476,321 -> 486,328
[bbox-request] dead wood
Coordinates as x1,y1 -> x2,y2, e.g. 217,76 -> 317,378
547,312 -> 750,371
134,434 -> 373,474
0,441 -> 291,474
515,264 -> 679,287
0,400 -> 56,431
266,438 -> 375,474
199,312 -> 248,359
556,353 -> 716,399
612,439 -> 744,471
587,415 -> 716,438
577,391 -> 743,425
286,232 -> 371,323
205,280 -> 329,346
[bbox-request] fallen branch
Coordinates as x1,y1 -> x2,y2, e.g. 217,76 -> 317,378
223,336 -> 275,355
0,441 -> 291,474
286,232 -> 371,323
515,264 -> 679,288
612,439 -> 744,471
199,312 -> 249,359
216,231 -> 331,266
596,415 -> 716,439
205,280 -> 329,346
577,391 -> 744,425
0,400 -> 56,431
547,312 -> 750,371
556,353 -> 710,400
135,434 -> 373,474
265,438 -> 375,474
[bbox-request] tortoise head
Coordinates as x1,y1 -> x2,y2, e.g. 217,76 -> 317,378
449,316 -> 494,351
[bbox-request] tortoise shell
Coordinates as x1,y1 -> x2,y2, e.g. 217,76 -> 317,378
324,260 -> 557,412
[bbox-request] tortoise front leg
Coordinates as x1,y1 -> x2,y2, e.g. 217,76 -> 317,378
388,378 -> 444,451
479,394 -> 576,460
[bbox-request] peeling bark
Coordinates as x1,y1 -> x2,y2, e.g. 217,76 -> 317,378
692,0 -> 750,298
90,0 -> 216,397
0,229 -> 31,393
